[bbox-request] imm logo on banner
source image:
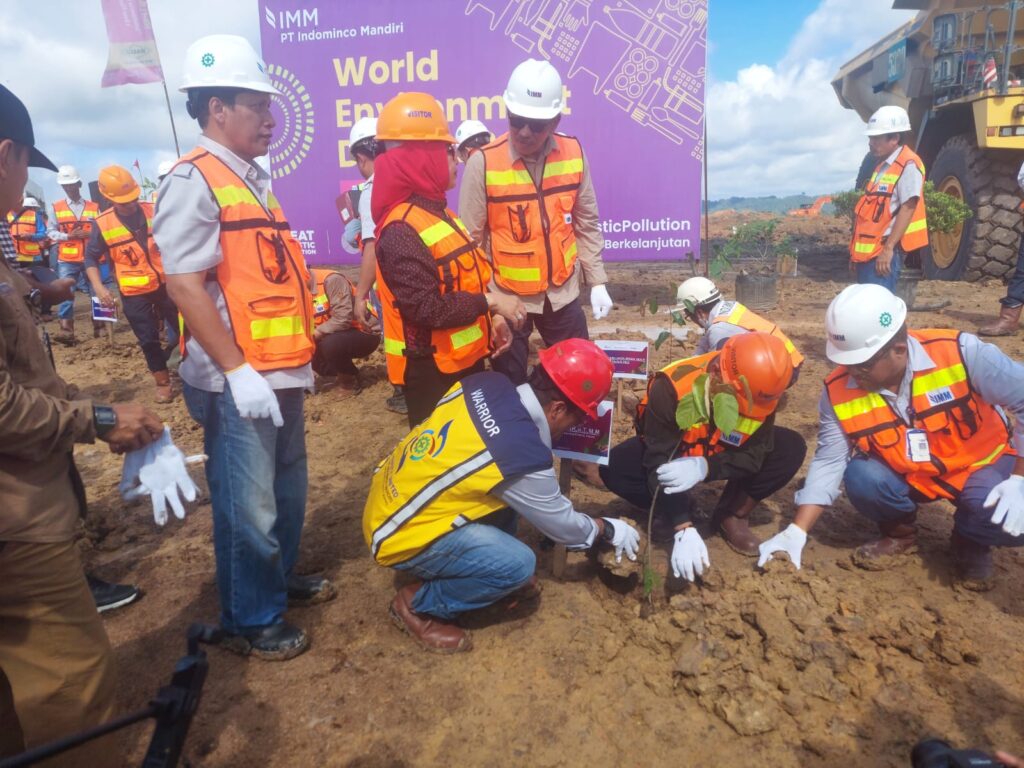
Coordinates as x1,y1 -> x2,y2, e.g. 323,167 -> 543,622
264,6 -> 318,30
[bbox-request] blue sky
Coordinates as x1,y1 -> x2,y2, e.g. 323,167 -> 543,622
709,0 -> 824,82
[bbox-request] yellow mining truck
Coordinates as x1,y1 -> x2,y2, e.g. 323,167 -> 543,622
832,0 -> 1024,280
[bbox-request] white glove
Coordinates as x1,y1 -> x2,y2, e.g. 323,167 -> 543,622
656,456 -> 708,495
225,363 -> 283,427
590,284 -> 613,320
600,517 -> 641,563
757,523 -> 808,570
985,474 -> 1024,537
120,427 -> 199,525
671,527 -> 710,582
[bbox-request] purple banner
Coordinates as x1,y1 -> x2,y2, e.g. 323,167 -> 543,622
257,0 -> 706,265
100,0 -> 164,87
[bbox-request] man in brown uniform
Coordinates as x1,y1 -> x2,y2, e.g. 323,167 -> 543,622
0,84 -> 164,765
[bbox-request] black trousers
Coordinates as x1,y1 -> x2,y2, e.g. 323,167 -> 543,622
312,328 -> 379,377
404,356 -> 485,429
598,427 -> 807,526
489,296 -> 590,385
121,286 -> 179,373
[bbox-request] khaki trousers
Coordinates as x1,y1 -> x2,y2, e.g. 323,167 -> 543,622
0,540 -> 118,767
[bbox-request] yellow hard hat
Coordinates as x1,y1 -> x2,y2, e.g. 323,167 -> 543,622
376,92 -> 455,143
98,165 -> 140,204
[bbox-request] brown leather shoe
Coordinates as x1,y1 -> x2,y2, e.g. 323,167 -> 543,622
717,515 -> 761,557
499,575 -> 542,610
389,583 -> 471,653
978,304 -> 1022,337
852,522 -> 917,570
951,531 -> 995,592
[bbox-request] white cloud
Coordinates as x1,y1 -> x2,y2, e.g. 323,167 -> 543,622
707,0 -> 916,199
0,0 -> 257,208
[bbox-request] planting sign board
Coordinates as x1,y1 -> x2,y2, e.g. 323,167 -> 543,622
595,339 -> 649,380
553,401 -> 614,465
257,0 -> 707,265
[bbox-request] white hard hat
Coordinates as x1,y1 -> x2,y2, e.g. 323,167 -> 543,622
503,59 -> 563,120
865,105 -> 911,136
825,284 -> 907,365
675,276 -> 721,309
349,117 -> 378,148
56,165 -> 81,185
179,34 -> 278,94
455,119 -> 490,148
157,160 -> 176,178
22,196 -> 40,208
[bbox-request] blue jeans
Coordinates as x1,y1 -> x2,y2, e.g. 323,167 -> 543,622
1001,229 -> 1024,308
843,454 -> 1024,548
855,248 -> 902,292
394,513 -> 535,620
183,382 -> 308,632
56,260 -> 115,320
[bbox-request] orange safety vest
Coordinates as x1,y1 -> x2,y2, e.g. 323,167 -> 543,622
183,148 -> 314,372
52,199 -> 100,263
377,202 -> 493,386
6,209 -> 43,262
95,203 -> 164,296
310,268 -> 376,333
482,132 -> 584,294
850,145 -> 928,262
826,329 -> 1013,501
636,353 -> 776,457
711,301 -> 805,369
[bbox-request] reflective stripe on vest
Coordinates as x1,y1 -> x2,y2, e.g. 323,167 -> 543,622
363,373 -> 552,565
850,145 -> 929,262
826,329 -> 1014,500
715,301 -> 805,368
377,202 -> 493,386
6,210 -> 42,261
482,133 -> 584,294
53,200 -> 99,262
95,203 -> 164,296
636,352 -> 772,456
182,148 -> 314,372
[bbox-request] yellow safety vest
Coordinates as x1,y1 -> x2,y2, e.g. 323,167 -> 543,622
363,372 -> 551,566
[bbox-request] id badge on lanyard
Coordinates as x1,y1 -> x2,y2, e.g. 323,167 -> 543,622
906,429 -> 930,463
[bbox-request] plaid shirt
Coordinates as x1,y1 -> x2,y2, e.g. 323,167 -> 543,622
0,220 -> 17,265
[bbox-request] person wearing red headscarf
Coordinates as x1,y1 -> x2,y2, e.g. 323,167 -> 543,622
371,92 -> 525,426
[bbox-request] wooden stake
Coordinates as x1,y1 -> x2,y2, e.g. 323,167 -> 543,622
552,458 -> 573,578
616,379 -> 623,416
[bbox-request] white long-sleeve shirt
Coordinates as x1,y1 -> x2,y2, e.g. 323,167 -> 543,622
796,333 -> 1024,507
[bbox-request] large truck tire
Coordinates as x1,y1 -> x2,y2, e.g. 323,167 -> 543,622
922,134 -> 1024,281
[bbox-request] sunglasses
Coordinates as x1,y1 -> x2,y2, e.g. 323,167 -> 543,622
508,114 -> 551,133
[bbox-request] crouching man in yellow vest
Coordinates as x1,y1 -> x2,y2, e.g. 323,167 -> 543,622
155,34 -> 333,661
364,339 -> 640,653
759,285 -> 1024,591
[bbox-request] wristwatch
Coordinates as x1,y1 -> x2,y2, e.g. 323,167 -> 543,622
93,405 -> 117,438
602,519 -> 617,543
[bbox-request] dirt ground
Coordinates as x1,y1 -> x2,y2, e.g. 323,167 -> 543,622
52,237 -> 1024,767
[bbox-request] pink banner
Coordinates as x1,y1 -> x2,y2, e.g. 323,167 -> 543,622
100,0 -> 164,87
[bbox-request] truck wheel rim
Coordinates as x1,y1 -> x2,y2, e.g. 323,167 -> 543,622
932,175 -> 965,269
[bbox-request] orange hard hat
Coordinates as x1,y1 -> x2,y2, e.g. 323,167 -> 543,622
537,338 -> 614,418
98,165 -> 140,204
718,332 -> 791,410
376,92 -> 456,143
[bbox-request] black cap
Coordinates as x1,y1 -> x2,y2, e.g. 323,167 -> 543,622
0,84 -> 57,172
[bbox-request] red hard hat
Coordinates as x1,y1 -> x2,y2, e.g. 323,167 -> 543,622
718,332 -> 791,413
537,338 -> 613,419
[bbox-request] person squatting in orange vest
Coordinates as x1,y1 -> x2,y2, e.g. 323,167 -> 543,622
155,34 -> 333,661
759,284 -> 1024,591
84,165 -> 180,403
309,267 -> 380,397
850,106 -> 928,293
370,91 -> 527,428
601,332 -> 807,581
458,59 -> 614,385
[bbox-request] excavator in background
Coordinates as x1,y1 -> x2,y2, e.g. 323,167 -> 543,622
832,0 -> 1024,281
789,195 -> 833,217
